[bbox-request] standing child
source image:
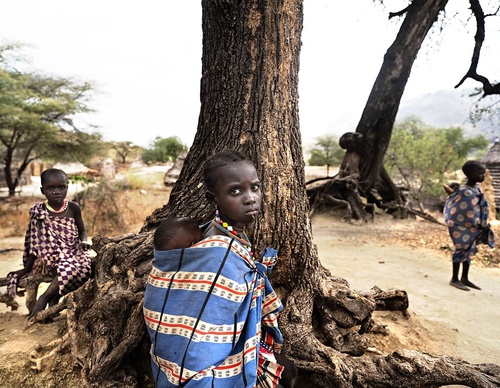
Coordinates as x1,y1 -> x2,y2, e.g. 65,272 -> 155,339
143,150 -> 297,387
7,168 -> 92,318
443,161 -> 495,291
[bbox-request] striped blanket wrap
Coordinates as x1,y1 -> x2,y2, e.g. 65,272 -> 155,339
143,235 -> 284,387
443,185 -> 495,263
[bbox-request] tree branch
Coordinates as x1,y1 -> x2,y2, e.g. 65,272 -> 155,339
455,0 -> 500,96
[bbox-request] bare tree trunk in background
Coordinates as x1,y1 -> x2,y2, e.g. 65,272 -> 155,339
61,1 -> 500,386
309,0 -> 450,221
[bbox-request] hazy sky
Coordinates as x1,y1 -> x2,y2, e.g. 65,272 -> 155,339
0,0 -> 496,149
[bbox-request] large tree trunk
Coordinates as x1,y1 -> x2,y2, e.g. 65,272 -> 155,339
51,1 -> 500,387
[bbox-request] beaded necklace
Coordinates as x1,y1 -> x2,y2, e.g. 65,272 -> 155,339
213,213 -> 253,257
45,199 -> 69,214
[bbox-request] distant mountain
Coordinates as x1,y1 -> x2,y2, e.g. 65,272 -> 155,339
305,89 -> 499,149
397,89 -> 498,141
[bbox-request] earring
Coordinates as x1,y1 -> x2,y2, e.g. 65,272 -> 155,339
215,204 -> 219,220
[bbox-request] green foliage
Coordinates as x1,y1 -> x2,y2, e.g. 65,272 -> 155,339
308,135 -> 344,167
142,136 -> 185,164
385,116 -> 489,200
0,44 -> 102,194
468,88 -> 500,132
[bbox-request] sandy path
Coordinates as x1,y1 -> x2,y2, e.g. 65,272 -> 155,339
313,213 -> 500,365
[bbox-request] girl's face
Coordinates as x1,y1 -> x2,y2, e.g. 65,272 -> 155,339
212,161 -> 262,229
41,173 -> 68,206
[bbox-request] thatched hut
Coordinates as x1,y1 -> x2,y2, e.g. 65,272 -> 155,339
481,138 -> 500,212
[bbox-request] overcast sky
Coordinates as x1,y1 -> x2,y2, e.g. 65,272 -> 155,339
0,0 -> 497,149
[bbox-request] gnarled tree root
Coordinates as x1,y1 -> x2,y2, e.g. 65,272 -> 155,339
280,276 -> 500,388
0,291 -> 19,310
30,333 -> 70,372
27,299 -> 68,326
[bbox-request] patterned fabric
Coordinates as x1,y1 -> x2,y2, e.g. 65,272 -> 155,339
143,235 -> 284,387
21,202 -> 91,295
443,184 -> 495,263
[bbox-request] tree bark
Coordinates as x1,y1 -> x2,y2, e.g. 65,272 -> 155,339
308,0 -> 451,221
55,1 -> 499,387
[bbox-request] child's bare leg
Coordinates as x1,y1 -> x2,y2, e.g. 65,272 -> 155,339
460,261 -> 481,290
450,262 -> 469,291
48,293 -> 61,307
28,277 -> 59,318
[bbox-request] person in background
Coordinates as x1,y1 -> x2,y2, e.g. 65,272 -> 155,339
443,161 -> 495,291
6,168 -> 92,318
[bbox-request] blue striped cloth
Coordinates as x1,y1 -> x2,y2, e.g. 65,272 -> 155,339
143,235 -> 283,387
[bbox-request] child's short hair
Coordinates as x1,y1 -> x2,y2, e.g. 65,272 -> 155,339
462,160 -> 484,177
154,217 -> 202,251
41,168 -> 67,186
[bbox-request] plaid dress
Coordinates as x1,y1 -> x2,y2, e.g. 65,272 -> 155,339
143,235 -> 284,387
21,202 -> 92,295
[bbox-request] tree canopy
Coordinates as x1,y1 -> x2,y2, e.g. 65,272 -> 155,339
385,116 -> 489,201
308,135 -> 344,176
141,136 -> 185,164
111,141 -> 141,164
0,44 -> 101,195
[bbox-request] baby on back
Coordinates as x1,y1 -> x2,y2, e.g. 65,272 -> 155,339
154,217 -> 202,251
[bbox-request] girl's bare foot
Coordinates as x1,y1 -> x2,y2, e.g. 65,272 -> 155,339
461,279 -> 481,290
449,280 -> 470,291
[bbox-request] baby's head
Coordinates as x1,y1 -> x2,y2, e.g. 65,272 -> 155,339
154,217 -> 202,251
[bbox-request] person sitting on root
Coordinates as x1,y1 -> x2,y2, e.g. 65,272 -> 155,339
443,161 -> 495,291
143,150 -> 297,387
6,168 -> 92,319
153,217 -> 202,251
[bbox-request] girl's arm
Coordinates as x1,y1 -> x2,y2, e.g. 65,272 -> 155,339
70,202 -> 91,251
7,254 -> 36,278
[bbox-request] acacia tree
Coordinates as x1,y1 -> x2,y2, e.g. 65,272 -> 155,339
308,135 -> 344,176
111,141 -> 141,164
385,116 -> 488,206
29,1 -> 500,387
0,46 -> 99,195
141,136 -> 185,164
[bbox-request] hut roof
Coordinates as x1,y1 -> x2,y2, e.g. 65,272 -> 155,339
481,138 -> 500,164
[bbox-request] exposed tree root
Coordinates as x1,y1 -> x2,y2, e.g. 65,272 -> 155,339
0,291 -> 19,310
29,333 -> 70,372
278,265 -> 500,387
45,231 -> 500,387
27,299 -> 68,326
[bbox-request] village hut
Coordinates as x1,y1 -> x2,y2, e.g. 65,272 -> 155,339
481,138 -> 500,212
164,150 -> 187,186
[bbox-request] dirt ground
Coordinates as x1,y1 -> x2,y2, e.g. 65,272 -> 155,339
0,167 -> 499,387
